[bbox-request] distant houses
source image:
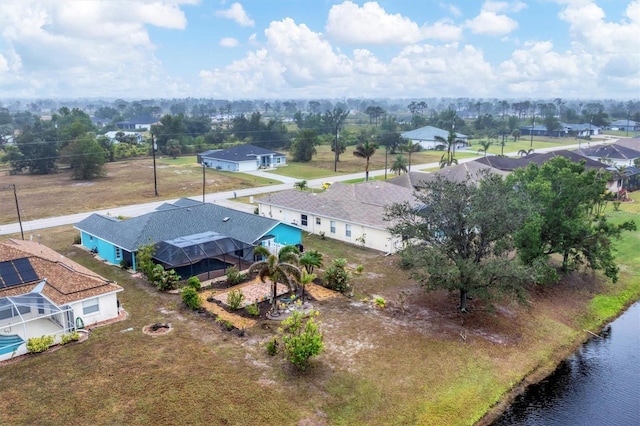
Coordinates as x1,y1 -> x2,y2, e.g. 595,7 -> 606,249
115,116 -> 159,131
198,144 -> 287,172
519,123 -> 602,138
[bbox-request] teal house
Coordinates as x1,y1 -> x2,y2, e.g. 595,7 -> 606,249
74,199 -> 302,280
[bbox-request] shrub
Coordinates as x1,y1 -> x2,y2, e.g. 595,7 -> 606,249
245,302 -> 260,317
182,287 -> 202,310
60,331 -> 80,345
187,276 -> 201,291
374,296 -> 386,308
27,335 -> 55,353
226,267 -> 247,285
281,310 -> 324,370
215,317 -> 234,331
73,234 -> 81,245
266,337 -> 279,356
323,258 -> 352,293
151,265 -> 181,291
227,289 -> 245,310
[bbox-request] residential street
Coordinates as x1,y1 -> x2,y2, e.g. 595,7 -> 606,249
0,140 -> 602,236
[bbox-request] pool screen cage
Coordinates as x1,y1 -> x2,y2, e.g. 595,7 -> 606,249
0,286 -> 74,355
152,231 -> 254,277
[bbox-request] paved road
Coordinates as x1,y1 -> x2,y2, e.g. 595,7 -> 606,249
0,139 -> 609,237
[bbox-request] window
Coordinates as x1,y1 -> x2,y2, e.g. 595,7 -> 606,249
115,247 -> 122,260
301,214 -> 308,226
82,299 -> 99,315
346,224 -> 352,237
330,221 -> 336,234
315,217 -> 321,225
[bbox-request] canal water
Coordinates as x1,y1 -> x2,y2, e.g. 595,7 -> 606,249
493,301 -> 640,425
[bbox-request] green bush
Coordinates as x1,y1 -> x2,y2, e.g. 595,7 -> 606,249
60,331 -> 80,345
323,258 -> 352,293
281,310 -> 324,370
227,289 -> 245,310
73,234 -> 81,245
182,287 -> 202,310
245,302 -> 260,317
151,265 -> 181,291
266,337 -> 279,356
27,335 -> 55,353
226,267 -> 247,285
187,276 -> 201,291
374,296 -> 386,308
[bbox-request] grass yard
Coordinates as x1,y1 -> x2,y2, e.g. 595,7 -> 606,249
1,195 -> 638,425
0,157 -> 278,225
466,136 -> 578,156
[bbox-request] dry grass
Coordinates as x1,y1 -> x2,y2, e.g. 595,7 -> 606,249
0,157 -> 278,224
1,221 -> 638,425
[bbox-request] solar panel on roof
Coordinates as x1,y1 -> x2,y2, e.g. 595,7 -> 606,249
0,261 -> 21,287
13,258 -> 38,283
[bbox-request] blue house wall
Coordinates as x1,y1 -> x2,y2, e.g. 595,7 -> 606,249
272,223 -> 302,246
80,232 -> 127,267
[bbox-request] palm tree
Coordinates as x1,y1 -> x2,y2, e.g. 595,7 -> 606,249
390,154 -> 408,175
353,140 -> 379,181
614,165 -> 628,199
477,140 -> 492,157
294,180 -> 308,191
398,139 -> 421,171
322,107 -> 350,172
518,148 -> 534,157
299,270 -> 316,302
435,127 -> 465,169
299,249 -> 323,274
249,245 -> 301,316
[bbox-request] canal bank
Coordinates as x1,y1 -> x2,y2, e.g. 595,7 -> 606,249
477,294 -> 640,425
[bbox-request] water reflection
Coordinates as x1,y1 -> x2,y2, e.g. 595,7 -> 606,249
493,303 -> 640,425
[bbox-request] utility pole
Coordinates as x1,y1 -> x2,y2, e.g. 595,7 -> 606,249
384,144 -> 388,180
530,114 -> 535,148
334,129 -> 339,172
202,163 -> 206,203
13,184 -> 24,240
151,134 -> 158,196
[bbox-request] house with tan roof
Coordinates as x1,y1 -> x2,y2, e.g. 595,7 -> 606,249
256,181 -> 416,254
0,239 -> 122,361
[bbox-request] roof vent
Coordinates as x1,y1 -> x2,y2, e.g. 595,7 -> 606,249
222,217 -> 230,222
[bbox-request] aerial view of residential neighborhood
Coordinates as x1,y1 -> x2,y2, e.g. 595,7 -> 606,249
1,1 -> 639,425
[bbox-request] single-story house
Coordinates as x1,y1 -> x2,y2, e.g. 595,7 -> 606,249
74,199 -> 301,280
614,137 -> 640,152
609,119 -> 640,133
400,126 -> 468,150
476,150 -> 623,193
577,143 -> 640,167
519,123 -> 602,138
198,144 -> 287,172
102,131 -> 144,144
0,239 -> 123,361
387,162 -> 508,191
256,181 -> 416,254
116,116 -> 159,131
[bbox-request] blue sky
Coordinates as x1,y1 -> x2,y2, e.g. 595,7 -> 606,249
0,0 -> 638,100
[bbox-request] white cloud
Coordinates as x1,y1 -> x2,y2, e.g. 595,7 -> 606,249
219,37 -> 239,48
215,2 -> 254,27
440,3 -> 462,18
421,19 -> 463,41
465,11 -> 518,36
483,1 -> 527,14
325,1 -> 424,44
0,0 -> 192,98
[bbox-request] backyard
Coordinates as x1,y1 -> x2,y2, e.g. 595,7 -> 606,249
0,195 -> 638,425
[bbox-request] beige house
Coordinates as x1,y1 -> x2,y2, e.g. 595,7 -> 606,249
256,181 -> 416,254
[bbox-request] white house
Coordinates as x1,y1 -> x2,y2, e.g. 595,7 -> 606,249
256,181 -> 416,254
198,144 -> 287,172
400,125 -> 468,150
0,239 -> 122,361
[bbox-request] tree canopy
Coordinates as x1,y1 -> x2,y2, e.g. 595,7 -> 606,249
385,172 -> 533,312
507,156 -> 636,282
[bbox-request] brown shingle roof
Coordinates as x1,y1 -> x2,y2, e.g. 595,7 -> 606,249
0,239 -> 122,305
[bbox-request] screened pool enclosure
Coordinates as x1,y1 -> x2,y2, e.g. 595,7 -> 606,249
152,231 -> 254,280
0,282 -> 74,357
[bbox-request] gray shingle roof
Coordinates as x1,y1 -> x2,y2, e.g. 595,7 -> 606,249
615,138 -> 640,151
76,200 -> 282,251
257,181 -> 415,229
200,144 -> 285,162
476,150 -> 610,171
401,126 -> 467,141
580,144 -> 640,160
